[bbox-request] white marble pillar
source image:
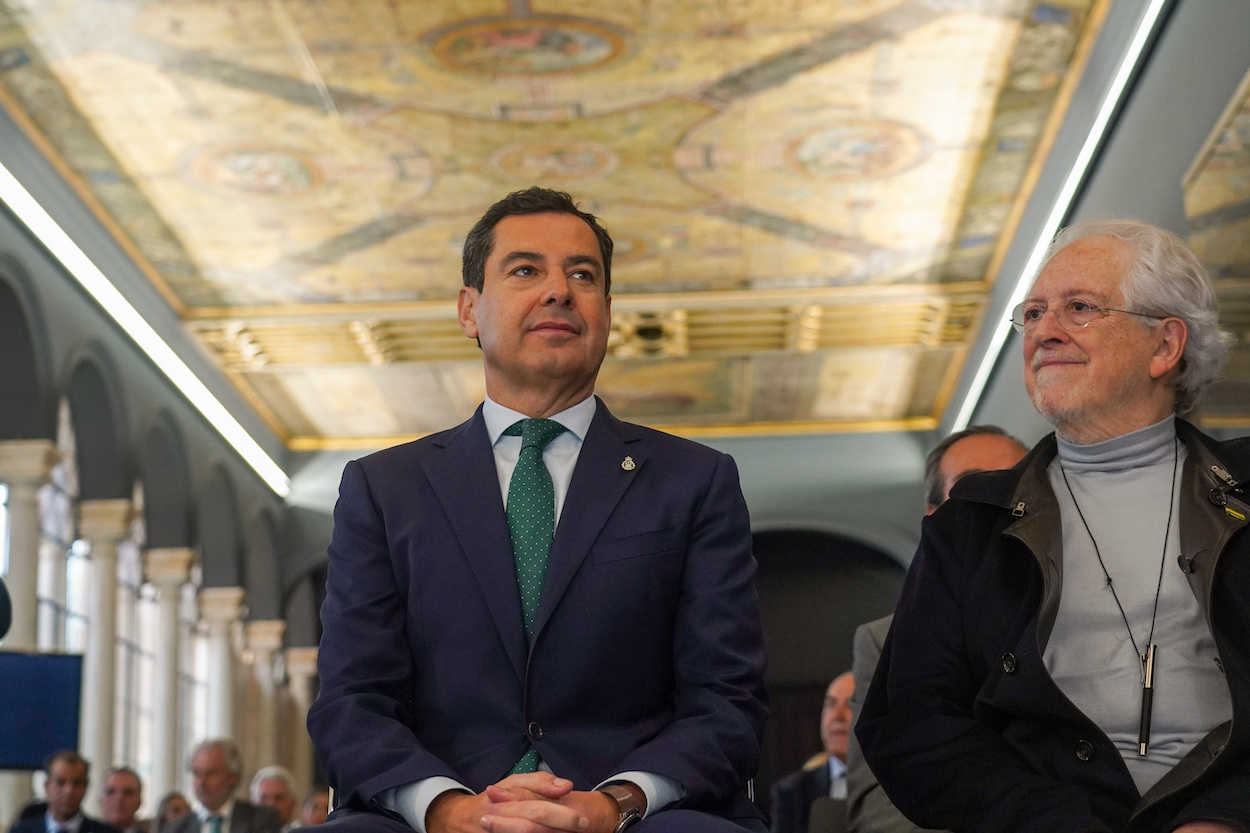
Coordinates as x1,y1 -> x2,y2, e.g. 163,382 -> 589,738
199,586 -> 246,739
285,646 -> 319,794
77,499 -> 132,773
0,440 -> 60,649
145,547 -> 195,802
245,620 -> 285,769
0,439 -> 59,824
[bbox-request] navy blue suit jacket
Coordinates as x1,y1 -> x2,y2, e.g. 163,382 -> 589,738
8,815 -> 122,833
308,400 -> 768,821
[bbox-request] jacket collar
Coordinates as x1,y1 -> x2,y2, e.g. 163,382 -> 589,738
421,398 -> 645,678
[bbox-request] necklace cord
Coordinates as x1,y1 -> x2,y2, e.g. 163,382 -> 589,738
1058,436 -> 1179,664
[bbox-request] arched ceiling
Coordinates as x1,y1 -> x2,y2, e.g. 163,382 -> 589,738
0,0 -> 1245,451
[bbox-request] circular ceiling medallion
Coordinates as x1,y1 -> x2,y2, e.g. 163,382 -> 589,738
189,146 -> 321,197
490,142 -> 619,182
790,121 -> 928,181
429,16 -> 624,76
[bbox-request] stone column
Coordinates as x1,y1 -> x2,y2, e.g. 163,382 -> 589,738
0,440 -> 60,649
285,646 -> 319,794
199,586 -> 246,739
145,547 -> 195,802
77,499 -> 132,779
0,439 -> 59,824
245,620 -> 285,769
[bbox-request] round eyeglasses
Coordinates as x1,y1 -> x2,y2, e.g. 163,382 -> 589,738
1010,298 -> 1170,334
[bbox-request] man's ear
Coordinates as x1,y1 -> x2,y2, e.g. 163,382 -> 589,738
1149,317 -> 1187,380
458,286 -> 479,340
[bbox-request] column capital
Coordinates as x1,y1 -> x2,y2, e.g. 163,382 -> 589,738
77,499 -> 133,545
284,646 -> 319,679
246,619 -> 286,654
0,439 -> 60,486
200,586 -> 248,623
145,547 -> 196,586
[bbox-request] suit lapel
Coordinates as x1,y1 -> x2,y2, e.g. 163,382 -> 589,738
531,401 -> 642,642
422,407 -> 527,681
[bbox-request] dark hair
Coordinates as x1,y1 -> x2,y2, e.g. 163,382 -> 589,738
102,766 -> 141,786
462,187 -> 614,295
44,750 -> 89,777
923,425 -> 1022,508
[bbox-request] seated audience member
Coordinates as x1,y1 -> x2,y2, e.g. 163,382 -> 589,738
152,793 -> 191,833
8,751 -> 121,833
846,426 -> 1026,833
250,767 -> 300,832
308,188 -> 768,833
770,672 -> 854,833
857,219 -> 1250,833
167,740 -> 281,833
100,767 -> 149,833
299,791 -> 329,828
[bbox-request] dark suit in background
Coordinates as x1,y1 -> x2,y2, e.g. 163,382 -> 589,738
165,802 -> 280,833
770,764 -> 837,833
8,813 -> 122,833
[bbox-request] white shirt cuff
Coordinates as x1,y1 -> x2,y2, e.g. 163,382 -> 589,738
595,771 -> 685,818
379,778 -> 474,833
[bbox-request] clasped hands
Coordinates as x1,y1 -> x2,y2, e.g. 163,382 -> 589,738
427,772 -> 633,833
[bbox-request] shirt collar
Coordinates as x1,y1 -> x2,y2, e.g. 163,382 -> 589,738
198,799 -> 234,822
46,813 -> 83,833
483,395 -> 596,446
828,755 -> 847,781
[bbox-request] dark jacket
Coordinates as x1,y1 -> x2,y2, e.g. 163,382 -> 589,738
308,401 -> 768,822
8,814 -> 122,833
857,420 -> 1250,833
165,803 -> 281,833
770,762 -> 840,833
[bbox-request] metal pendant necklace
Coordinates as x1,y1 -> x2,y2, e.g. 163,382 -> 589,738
1059,435 -> 1179,757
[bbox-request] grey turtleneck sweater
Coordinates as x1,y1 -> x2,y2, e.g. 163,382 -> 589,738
1043,414 -> 1232,795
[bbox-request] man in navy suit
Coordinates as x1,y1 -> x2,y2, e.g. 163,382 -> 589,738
7,751 -> 121,833
308,187 -> 768,833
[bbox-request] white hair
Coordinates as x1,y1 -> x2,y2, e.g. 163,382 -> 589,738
1042,219 -> 1234,413
250,765 -> 296,801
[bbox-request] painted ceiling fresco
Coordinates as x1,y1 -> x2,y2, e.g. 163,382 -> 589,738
0,0 -> 1114,447
1185,67 -> 1250,428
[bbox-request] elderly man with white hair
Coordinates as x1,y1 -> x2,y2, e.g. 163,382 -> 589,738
857,220 -> 1250,833
251,767 -> 300,833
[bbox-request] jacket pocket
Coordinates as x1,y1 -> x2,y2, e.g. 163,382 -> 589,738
591,526 -> 683,563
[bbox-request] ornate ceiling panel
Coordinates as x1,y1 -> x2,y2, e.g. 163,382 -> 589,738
0,0 -> 1106,446
1185,67 -> 1250,427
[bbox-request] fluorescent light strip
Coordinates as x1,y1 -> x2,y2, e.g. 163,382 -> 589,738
0,161 -> 291,497
951,0 -> 1171,431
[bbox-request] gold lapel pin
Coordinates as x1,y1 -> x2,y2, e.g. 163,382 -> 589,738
621,456 -> 636,471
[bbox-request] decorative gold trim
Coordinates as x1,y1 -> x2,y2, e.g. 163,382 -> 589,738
0,79 -> 190,316
184,282 -> 992,322
285,415 -> 940,451
981,0 -> 1116,285
1184,65 -> 1250,189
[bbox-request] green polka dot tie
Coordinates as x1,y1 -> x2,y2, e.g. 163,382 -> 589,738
503,418 -> 565,775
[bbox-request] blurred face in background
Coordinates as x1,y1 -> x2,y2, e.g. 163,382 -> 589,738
820,672 -> 855,762
300,790 -> 329,827
190,747 -> 238,813
45,758 -> 89,822
101,770 -> 143,829
253,777 -> 296,825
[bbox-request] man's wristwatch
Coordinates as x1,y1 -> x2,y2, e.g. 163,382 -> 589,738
598,782 -> 644,832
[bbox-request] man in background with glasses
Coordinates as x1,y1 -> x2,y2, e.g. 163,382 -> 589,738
857,219 -> 1250,833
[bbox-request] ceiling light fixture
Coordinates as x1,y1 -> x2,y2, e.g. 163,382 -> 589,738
0,161 -> 291,497
951,0 -> 1171,432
